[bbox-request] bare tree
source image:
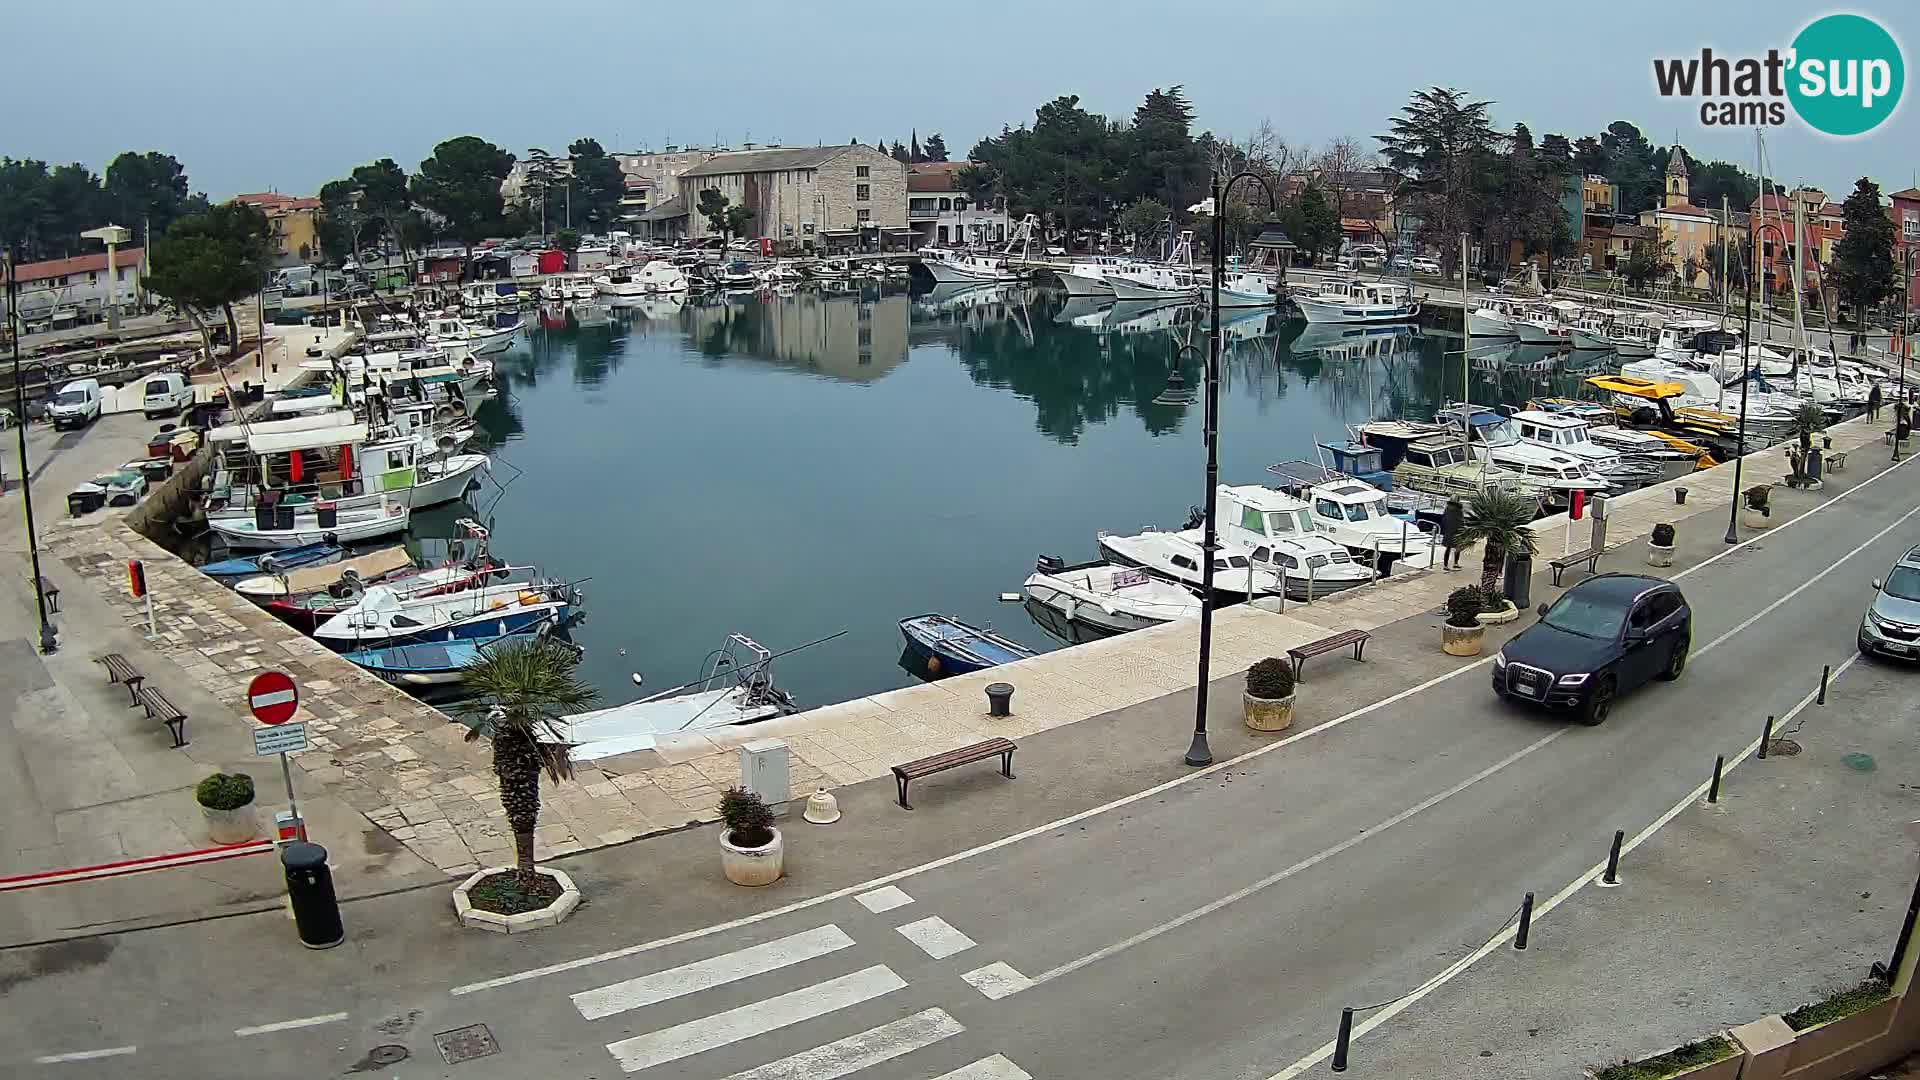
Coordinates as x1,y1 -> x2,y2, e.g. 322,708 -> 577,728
1314,136 -> 1380,240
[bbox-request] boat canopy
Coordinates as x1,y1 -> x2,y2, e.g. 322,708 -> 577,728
207,410 -> 357,444
1584,375 -> 1687,401
240,422 -> 369,456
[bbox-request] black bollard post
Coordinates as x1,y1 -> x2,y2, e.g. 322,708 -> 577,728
1331,1008 -> 1354,1072
1708,754 -> 1724,804
282,841 -> 344,949
1515,892 -> 1535,950
1818,664 -> 1831,705
1602,829 -> 1625,885
1759,714 -> 1774,759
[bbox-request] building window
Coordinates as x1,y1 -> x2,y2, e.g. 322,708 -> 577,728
939,198 -> 951,212
1905,210 -> 1920,241
857,209 -> 872,223
954,199 -> 967,212
88,272 -> 98,284
856,165 -> 870,178
803,222 -> 816,236
856,184 -> 870,201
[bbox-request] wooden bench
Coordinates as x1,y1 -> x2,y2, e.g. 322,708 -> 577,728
1827,449 -> 1849,472
98,653 -> 145,704
134,685 -> 189,748
1287,629 -> 1371,680
892,737 -> 1015,810
1549,549 -> 1603,586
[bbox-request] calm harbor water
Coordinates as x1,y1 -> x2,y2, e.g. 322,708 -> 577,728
463,285 -> 1609,711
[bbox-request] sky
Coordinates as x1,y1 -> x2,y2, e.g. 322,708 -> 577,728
8,0 -> 1916,201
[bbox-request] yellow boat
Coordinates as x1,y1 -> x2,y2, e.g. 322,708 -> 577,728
1583,376 -> 1730,462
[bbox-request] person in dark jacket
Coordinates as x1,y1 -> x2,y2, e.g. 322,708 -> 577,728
1439,497 -> 1465,570
1869,381 -> 1884,421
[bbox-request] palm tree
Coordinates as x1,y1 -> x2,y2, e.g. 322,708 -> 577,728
459,640 -> 597,881
1453,489 -> 1540,594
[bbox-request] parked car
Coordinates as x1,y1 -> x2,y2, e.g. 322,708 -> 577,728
1492,574 -> 1691,724
46,378 -> 103,430
1410,257 -> 1442,275
1859,545 -> 1920,659
141,371 -> 194,418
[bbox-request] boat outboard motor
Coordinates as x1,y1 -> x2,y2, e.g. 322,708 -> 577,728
1036,554 -> 1066,574
1183,505 -> 1205,530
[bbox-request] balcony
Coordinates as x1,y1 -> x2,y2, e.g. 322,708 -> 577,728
908,207 -> 941,220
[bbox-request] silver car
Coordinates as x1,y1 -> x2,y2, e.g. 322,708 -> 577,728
1859,545 -> 1920,659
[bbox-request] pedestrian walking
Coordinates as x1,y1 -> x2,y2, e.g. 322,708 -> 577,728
1868,381 -> 1883,422
1440,497 -> 1465,571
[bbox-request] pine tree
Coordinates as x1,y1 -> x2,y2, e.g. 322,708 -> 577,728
910,130 -> 924,163
1831,177 -> 1898,336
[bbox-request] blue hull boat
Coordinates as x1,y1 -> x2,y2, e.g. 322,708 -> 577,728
899,613 -> 1035,678
200,541 -> 343,582
342,627 -> 561,687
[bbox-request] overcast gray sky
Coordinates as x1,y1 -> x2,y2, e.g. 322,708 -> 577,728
9,0 -> 1913,199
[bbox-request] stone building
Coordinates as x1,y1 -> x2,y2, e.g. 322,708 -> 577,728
676,144 -> 909,251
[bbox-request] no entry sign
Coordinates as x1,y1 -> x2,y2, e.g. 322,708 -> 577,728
247,671 -> 299,725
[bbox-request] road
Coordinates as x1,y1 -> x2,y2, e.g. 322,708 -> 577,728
4,453 -> 1917,1079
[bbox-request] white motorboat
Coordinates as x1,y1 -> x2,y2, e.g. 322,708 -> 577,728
923,249 -> 1023,285
1096,528 -> 1284,603
1439,404 -> 1614,501
548,635 -> 799,762
594,265 -> 649,299
1508,409 -> 1664,489
1467,296 -> 1524,337
203,414 -> 489,522
1580,425 -> 1704,481
1021,557 -> 1202,642
424,316 -> 519,357
1295,279 -> 1418,324
1217,270 -> 1283,308
1265,461 -> 1438,572
1057,257 -> 1128,296
312,579 -> 579,650
460,282 -> 521,310
1618,359 -> 1801,430
809,257 -> 853,279
1104,263 -> 1203,302
208,497 -> 410,551
1511,300 -> 1577,346
1210,485 -> 1377,598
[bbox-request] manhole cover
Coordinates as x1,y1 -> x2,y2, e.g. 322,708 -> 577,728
368,1045 -> 408,1065
1767,738 -> 1803,757
434,1024 -> 500,1064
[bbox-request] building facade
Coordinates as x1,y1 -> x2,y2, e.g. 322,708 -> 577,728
677,144 -> 909,250
235,193 -> 321,268
1889,188 -> 1920,310
1,248 -> 146,329
614,147 -> 724,192
1635,147 -> 1717,288
1749,187 -> 1838,297
906,162 -> 1008,248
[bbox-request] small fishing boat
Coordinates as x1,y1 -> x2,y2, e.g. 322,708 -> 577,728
200,541 -> 342,583
548,634 -> 802,762
898,613 -> 1035,677
1097,528 -> 1286,604
1022,557 -> 1202,644
253,558 -> 512,634
341,622 -> 570,688
232,545 -> 414,603
312,579 -> 580,651
207,498 -> 410,550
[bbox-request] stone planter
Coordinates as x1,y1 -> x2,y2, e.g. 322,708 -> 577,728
1243,691 -> 1295,733
1476,601 -> 1519,626
721,826 -> 784,886
1442,622 -> 1485,656
453,866 -> 582,933
1646,542 -> 1675,567
1741,506 -> 1772,530
202,803 -> 258,845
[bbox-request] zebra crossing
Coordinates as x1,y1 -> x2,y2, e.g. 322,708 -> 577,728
562,888 -> 1036,1078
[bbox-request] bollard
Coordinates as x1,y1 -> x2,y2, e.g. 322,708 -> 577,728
1515,892 -> 1535,950
986,682 -> 1015,718
1675,486 -> 1688,505
282,841 -> 344,949
1602,829 -> 1625,886
1331,1007 -> 1354,1072
1817,664 -> 1830,705
1708,754 -> 1724,804
1759,714 -> 1774,759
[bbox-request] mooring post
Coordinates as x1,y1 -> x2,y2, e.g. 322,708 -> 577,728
1515,892 -> 1535,950
1331,1007 -> 1354,1072
1708,754 -> 1725,804
1602,829 -> 1625,885
1759,714 -> 1775,759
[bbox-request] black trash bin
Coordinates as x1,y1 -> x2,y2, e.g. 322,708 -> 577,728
281,842 -> 344,949
1503,553 -> 1533,610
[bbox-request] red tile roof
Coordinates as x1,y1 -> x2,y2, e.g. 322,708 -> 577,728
1654,202 -> 1711,217
1890,187 -> 1920,201
907,161 -> 973,192
234,192 -> 319,214
10,248 -> 145,284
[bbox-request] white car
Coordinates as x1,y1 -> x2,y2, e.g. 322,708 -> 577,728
1411,257 -> 1442,275
141,371 -> 194,418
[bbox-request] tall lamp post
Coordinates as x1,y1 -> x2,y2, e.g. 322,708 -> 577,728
4,252 -> 58,653
1169,170 -> 1279,768
1896,248 -> 1912,464
1726,217 -> 1791,545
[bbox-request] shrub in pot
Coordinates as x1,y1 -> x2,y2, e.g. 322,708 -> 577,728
1742,484 -> 1772,529
718,786 -> 784,886
1442,586 -> 1487,656
1243,657 -> 1297,733
1647,521 -> 1676,567
195,771 -> 258,844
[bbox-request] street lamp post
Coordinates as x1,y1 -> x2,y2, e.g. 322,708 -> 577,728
4,253 -> 58,653
1727,217 -> 1789,545
1180,170 -> 1279,768
1897,248 -> 1912,464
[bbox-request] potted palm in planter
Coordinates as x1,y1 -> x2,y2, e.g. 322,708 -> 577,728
719,787 -> 784,886
1243,657 -> 1296,732
1647,522 -> 1676,567
451,639 -> 596,932
1442,586 -> 1488,656
1454,489 -> 1540,599
196,772 -> 257,844
1741,484 -> 1772,530
1476,585 -> 1519,625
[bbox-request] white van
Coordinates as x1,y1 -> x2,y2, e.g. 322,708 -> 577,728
142,371 -> 194,418
48,378 -> 102,430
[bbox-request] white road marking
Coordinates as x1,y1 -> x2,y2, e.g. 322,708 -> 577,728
573,924 -> 854,1021
1264,654 -> 1862,1079
960,962 -> 1034,1000
32,1046 -> 137,1064
855,885 -> 914,913
895,915 -> 977,959
1027,729 -> 1565,989
451,446 -> 1916,998
604,964 -> 906,1073
233,1012 -> 349,1037
933,1054 -> 1036,1080
718,1007 -> 962,1080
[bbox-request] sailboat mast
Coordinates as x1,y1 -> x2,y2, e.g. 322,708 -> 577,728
1461,232 -> 1470,406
